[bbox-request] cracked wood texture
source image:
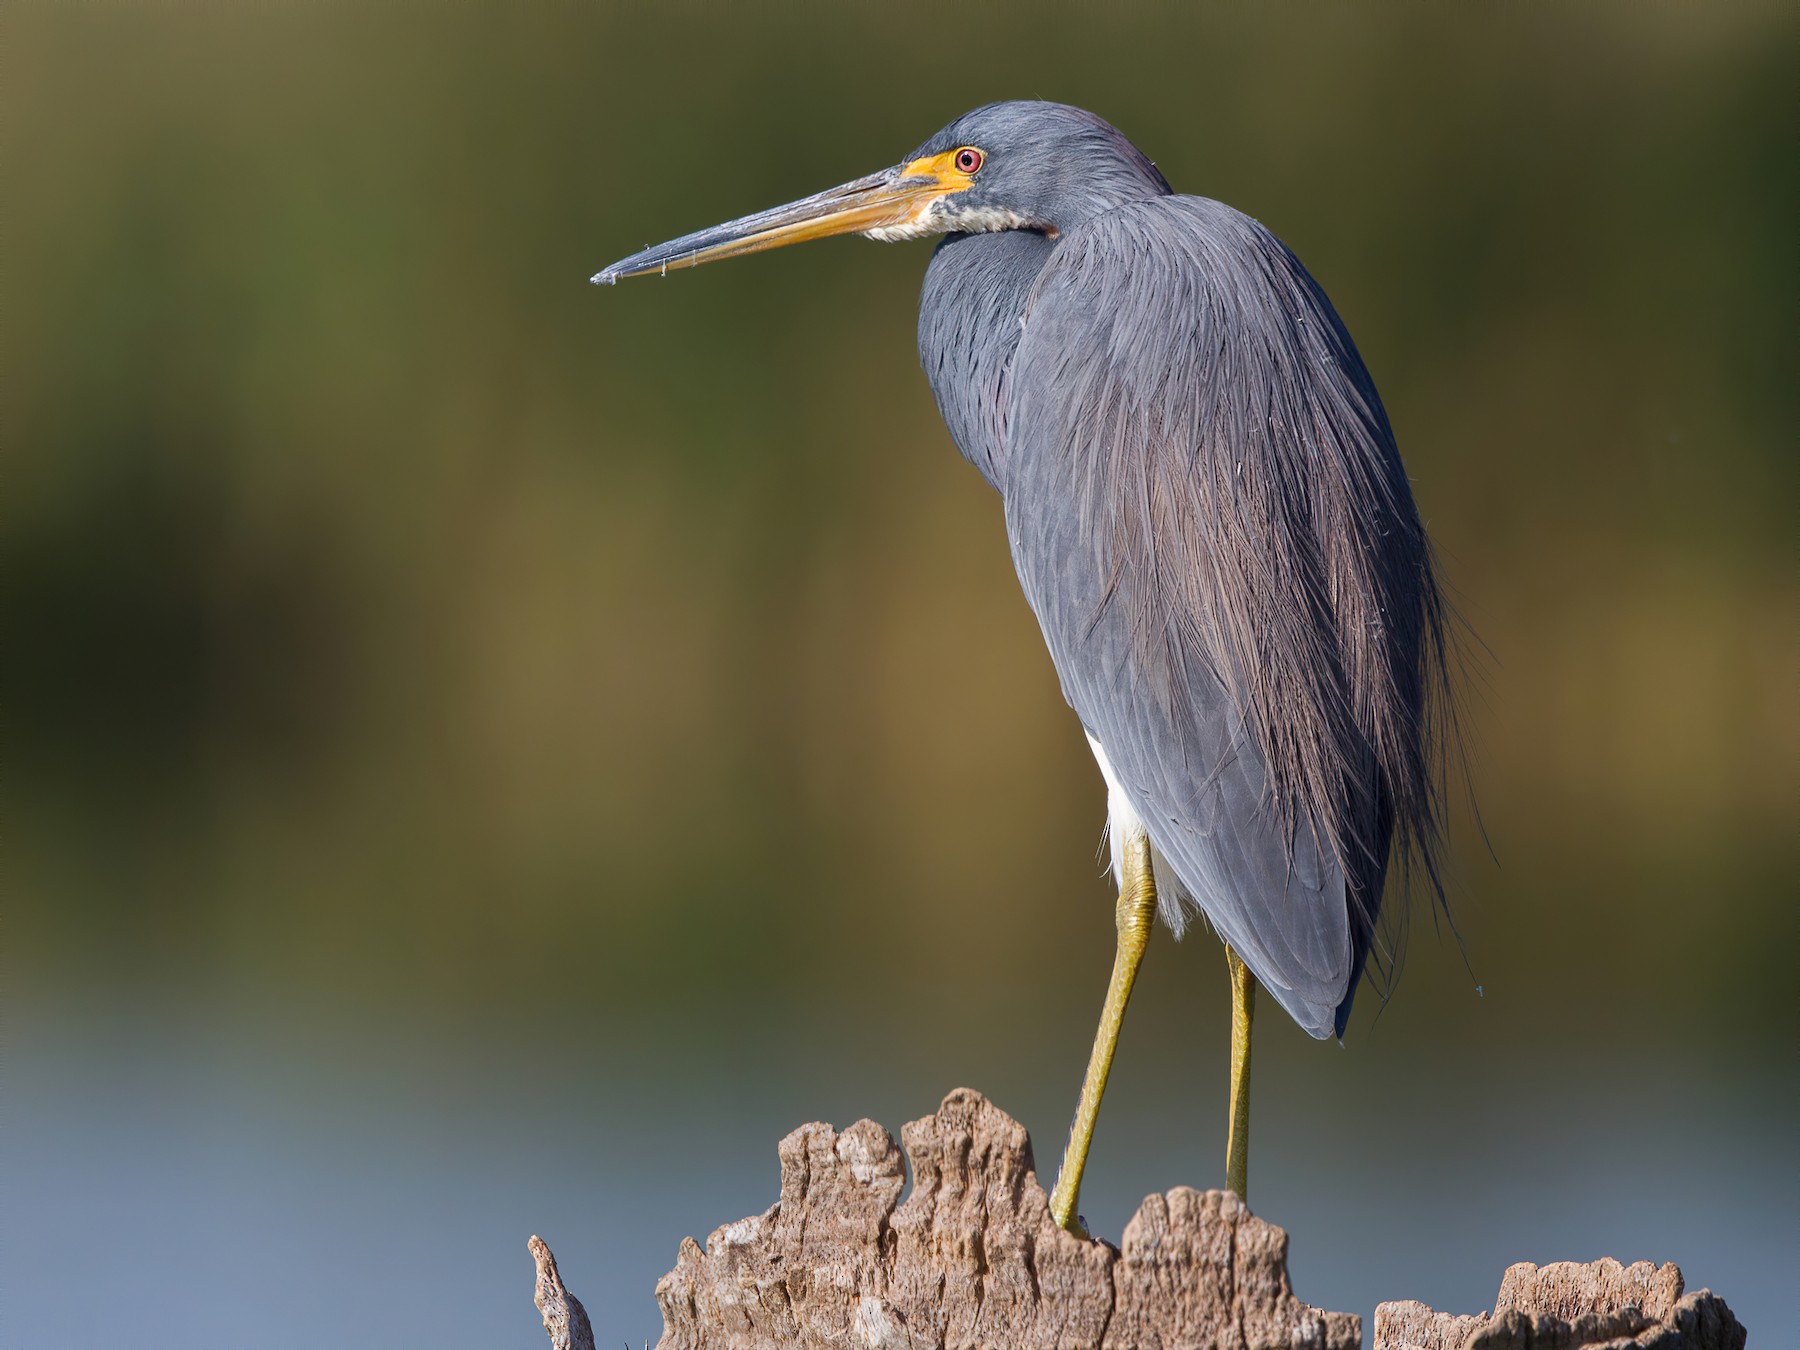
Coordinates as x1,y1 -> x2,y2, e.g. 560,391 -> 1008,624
648,1087 -> 1358,1350
529,1089 -> 1750,1350
1375,1257 -> 1746,1350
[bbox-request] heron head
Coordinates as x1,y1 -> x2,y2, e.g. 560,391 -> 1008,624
592,101 -> 1171,284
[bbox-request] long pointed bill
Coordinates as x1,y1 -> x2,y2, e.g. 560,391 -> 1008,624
591,153 -> 967,284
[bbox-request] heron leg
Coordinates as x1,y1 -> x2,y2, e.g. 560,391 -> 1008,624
1048,827 -> 1156,1235
1224,944 -> 1256,1203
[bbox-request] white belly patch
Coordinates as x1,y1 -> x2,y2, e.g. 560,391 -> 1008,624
1083,731 -> 1199,938
1085,731 -> 1146,892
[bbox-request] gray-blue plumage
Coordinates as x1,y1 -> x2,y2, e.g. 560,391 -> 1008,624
590,99 -> 1453,1048
914,104 -> 1448,1038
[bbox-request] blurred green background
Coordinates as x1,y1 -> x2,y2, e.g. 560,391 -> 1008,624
8,4 -> 1795,1346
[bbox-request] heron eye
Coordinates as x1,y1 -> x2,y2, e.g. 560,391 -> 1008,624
954,147 -> 985,175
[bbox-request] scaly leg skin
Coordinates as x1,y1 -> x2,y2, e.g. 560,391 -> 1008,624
1048,828 -> 1157,1236
1224,943 -> 1256,1204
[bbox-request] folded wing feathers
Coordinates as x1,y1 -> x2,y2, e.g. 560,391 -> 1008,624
1004,196 -> 1453,1034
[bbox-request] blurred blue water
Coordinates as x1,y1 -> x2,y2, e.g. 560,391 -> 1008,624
7,998 -> 1790,1348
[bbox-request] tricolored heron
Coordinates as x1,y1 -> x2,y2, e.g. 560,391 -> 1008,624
594,101 -> 1452,1231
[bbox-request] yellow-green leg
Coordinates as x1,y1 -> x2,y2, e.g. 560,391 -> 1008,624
1048,828 -> 1157,1235
1225,944 -> 1256,1204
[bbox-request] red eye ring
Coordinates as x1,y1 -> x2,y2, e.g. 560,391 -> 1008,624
953,147 -> 984,174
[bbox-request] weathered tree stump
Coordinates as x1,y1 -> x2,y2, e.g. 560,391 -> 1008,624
538,1088 -> 1355,1349
529,1088 -> 1747,1350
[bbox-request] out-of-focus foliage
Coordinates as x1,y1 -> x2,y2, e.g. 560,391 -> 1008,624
11,4 -> 1791,1050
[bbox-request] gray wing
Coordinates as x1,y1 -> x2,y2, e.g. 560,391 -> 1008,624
1003,195 -> 1395,1038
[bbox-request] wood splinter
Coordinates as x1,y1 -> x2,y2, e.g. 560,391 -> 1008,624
529,1233 -> 596,1350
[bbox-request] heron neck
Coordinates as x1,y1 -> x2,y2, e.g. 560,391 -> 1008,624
917,228 -> 1058,493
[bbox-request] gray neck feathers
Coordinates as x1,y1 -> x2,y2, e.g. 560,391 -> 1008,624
917,229 -> 1057,491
